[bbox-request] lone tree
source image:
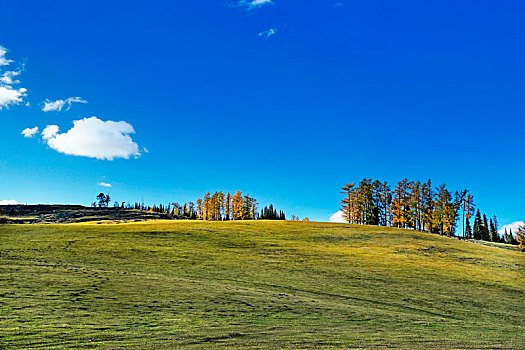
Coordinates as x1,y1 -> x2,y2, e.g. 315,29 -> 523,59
96,193 -> 110,208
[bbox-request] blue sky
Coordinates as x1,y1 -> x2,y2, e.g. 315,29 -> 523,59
0,0 -> 523,228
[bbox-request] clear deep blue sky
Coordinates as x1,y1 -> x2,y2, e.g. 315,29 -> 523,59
0,0 -> 523,225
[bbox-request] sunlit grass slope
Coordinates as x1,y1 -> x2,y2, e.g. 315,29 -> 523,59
1,221 -> 523,349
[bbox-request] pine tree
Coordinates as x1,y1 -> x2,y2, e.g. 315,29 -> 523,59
465,218 -> 472,239
509,229 -> 517,245
473,210 -> 482,240
482,214 -> 490,241
489,218 -> 498,242
491,215 -> 499,242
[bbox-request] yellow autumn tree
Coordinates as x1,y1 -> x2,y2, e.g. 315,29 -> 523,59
392,179 -> 408,228
231,191 -> 243,220
202,192 -> 211,221
225,192 -> 231,221
516,221 -> 525,251
196,199 -> 203,220
340,183 -> 356,223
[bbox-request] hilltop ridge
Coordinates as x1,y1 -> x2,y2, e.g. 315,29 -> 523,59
0,204 -> 181,224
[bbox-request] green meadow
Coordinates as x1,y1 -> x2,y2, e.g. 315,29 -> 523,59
0,221 -> 523,349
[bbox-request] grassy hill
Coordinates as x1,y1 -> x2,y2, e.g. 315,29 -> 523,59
0,205 -> 178,224
0,221 -> 523,349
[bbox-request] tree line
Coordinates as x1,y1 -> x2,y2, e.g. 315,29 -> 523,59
339,178 -> 518,245
93,191 -> 286,221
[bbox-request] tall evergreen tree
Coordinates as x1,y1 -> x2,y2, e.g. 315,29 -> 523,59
482,214 -> 490,241
489,218 -> 498,242
473,210 -> 482,240
465,218 -> 472,239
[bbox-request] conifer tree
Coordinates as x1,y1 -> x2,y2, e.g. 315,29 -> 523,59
491,215 -> 499,242
489,218 -> 498,242
465,218 -> 472,239
473,209 -> 482,240
482,214 -> 490,241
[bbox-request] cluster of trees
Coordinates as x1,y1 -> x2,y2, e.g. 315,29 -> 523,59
340,178 -> 515,245
195,191 -> 258,220
470,210 -> 517,244
93,191 -> 286,222
260,204 -> 286,220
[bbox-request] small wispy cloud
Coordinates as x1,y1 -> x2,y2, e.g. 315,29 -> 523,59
235,0 -> 273,10
258,27 -> 277,39
21,126 -> 39,138
42,97 -> 88,112
0,46 -> 12,66
1,70 -> 20,85
97,182 -> 112,188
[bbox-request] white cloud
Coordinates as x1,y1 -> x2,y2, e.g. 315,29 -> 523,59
0,45 -> 26,110
97,182 -> 112,188
330,210 -> 346,223
0,86 -> 27,110
1,70 -> 20,85
258,27 -> 277,39
236,0 -> 273,10
42,124 -> 59,140
498,221 -> 524,235
21,126 -> 39,138
41,116 -> 140,160
42,96 -> 88,112
0,199 -> 19,205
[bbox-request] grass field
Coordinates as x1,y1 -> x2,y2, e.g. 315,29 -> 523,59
0,221 -> 523,349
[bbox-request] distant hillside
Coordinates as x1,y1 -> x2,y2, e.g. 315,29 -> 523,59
0,204 -> 182,224
0,221 -> 523,348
